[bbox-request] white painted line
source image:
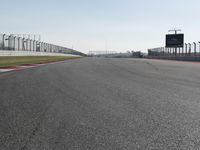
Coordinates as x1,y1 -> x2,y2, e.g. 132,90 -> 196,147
19,66 -> 31,68
0,69 -> 15,72
20,65 -> 36,68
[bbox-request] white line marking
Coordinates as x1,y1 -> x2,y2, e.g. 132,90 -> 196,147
0,69 -> 15,72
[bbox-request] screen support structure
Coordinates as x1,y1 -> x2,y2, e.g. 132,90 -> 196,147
168,28 -> 182,55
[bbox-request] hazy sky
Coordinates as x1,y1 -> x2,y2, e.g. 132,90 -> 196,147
1,0 -> 200,53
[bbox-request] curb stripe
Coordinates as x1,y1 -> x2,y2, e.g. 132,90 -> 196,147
0,63 -> 51,73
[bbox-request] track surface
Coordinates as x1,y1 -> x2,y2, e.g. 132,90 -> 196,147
1,58 -> 200,149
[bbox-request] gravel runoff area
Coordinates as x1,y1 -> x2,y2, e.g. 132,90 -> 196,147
1,58 -> 200,149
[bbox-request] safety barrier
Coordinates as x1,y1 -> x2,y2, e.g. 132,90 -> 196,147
0,34 -> 84,56
0,50 -> 80,57
148,42 -> 200,57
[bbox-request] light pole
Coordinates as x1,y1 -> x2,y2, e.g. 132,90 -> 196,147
18,37 -> 20,51
26,39 -> 29,51
13,36 -> 16,50
8,35 -> 11,50
22,38 -> 26,51
193,42 -> 196,56
182,46 -> 184,55
198,41 -> 200,56
185,43 -> 187,55
33,40 -> 35,51
5,35 -> 11,50
188,43 -> 191,55
2,34 -> 6,49
30,40 -> 32,51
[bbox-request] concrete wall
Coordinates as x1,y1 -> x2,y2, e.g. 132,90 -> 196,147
0,50 -> 80,57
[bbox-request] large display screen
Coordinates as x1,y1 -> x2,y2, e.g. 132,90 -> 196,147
166,34 -> 184,48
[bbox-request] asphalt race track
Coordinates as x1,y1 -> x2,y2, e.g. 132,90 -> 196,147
1,58 -> 200,149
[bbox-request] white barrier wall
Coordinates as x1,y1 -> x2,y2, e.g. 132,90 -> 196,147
0,50 -> 80,57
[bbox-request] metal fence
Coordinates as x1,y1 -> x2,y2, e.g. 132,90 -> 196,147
0,34 -> 84,55
148,42 -> 200,57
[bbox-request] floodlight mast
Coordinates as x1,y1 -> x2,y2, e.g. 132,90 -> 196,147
168,28 -> 181,34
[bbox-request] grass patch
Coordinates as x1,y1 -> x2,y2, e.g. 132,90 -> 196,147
0,56 -> 81,67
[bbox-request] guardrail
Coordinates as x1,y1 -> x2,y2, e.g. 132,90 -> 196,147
0,34 -> 85,56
